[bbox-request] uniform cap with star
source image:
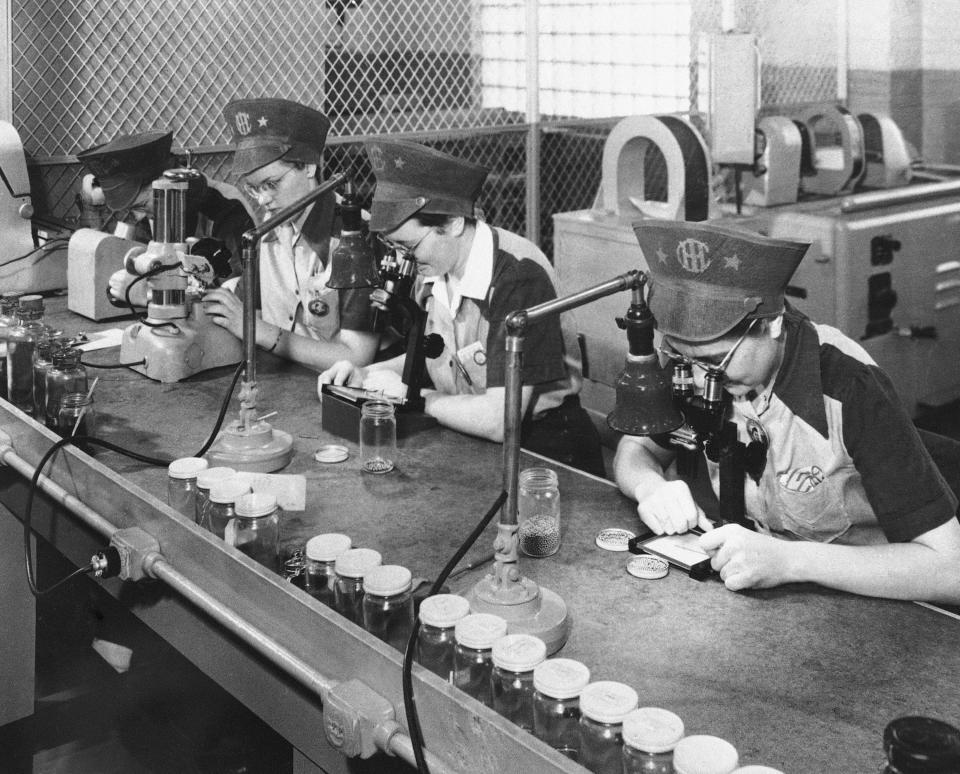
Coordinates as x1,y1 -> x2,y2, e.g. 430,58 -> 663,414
633,219 -> 810,342
222,98 -> 330,178
363,139 -> 488,232
76,131 -> 173,210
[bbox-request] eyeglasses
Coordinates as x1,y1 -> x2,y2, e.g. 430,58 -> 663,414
657,318 -> 759,376
241,166 -> 295,198
376,228 -> 431,258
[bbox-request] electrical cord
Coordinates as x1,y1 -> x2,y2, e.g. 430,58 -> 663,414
0,238 -> 70,269
400,489 -> 507,774
125,263 -> 182,331
20,360 -> 245,595
80,358 -> 147,369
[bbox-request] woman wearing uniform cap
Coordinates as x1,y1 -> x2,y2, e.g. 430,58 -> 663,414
201,98 -> 379,371
614,219 -> 960,604
84,131 -> 255,303
319,139 -> 605,476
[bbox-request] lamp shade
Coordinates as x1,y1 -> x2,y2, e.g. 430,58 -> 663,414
607,353 -> 683,436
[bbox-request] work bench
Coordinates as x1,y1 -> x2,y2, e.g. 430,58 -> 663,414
1,295 -> 958,773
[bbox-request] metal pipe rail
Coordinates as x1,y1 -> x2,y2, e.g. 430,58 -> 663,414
0,432 -> 458,774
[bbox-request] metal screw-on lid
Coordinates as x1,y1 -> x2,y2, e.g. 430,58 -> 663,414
18,294 -> 44,312
673,735 -> 739,774
334,548 -> 383,579
579,681 -> 639,725
208,478 -> 252,504
419,594 -> 471,629
234,492 -> 279,518
305,533 -> 353,562
730,767 -> 785,774
622,707 -> 685,754
492,634 -> 547,673
167,457 -> 209,480
363,564 -> 412,596
196,466 -> 237,489
533,658 -> 591,700
454,613 -> 508,650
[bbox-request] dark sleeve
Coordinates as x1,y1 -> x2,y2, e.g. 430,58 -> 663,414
829,350 -> 958,542
484,254 -> 567,389
198,188 -> 255,278
338,286 -> 378,333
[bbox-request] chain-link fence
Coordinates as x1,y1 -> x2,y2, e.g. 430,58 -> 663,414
12,0 -> 841,255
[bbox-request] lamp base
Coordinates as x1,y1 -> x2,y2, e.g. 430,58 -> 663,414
206,419 -> 294,473
463,574 -> 570,655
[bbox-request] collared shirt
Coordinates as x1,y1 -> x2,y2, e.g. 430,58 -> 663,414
233,190 -> 375,341
705,306 -> 957,545
416,222 -> 577,417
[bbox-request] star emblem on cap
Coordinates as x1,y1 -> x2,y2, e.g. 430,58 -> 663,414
656,246 -> 668,264
394,156 -> 406,169
723,254 -> 740,270
258,116 -> 268,128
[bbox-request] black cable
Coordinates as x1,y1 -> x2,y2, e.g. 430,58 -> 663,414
20,360 -> 245,596
400,489 -> 507,774
125,263 -> 182,330
0,238 -> 70,269
80,359 -> 147,369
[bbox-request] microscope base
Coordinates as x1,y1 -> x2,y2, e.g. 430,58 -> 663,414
464,575 -> 570,655
206,420 -> 294,473
120,318 -> 242,383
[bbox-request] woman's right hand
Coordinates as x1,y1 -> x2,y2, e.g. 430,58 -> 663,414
317,360 -> 366,398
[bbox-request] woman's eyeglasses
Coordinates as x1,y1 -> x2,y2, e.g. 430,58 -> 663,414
376,229 -> 431,258
241,167 -> 295,198
657,318 -> 759,376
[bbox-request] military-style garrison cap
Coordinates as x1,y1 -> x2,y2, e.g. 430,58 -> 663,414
364,139 -> 489,233
223,98 -> 331,178
633,219 -> 810,342
76,131 -> 173,210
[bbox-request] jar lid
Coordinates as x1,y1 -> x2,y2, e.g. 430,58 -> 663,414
622,707 -> 685,753
579,681 -> 639,724
454,613 -> 508,650
208,478 -> 252,504
730,767 -> 785,774
673,735 -> 739,774
167,457 -> 210,480
19,294 -> 43,311
234,492 -> 278,518
334,548 -> 383,578
363,564 -> 412,596
419,594 -> 471,628
196,466 -> 237,488
492,634 -> 547,673
305,533 -> 353,562
533,658 -> 590,699
884,716 -> 960,773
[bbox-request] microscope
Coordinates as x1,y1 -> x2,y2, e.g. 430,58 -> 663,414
116,169 -> 243,382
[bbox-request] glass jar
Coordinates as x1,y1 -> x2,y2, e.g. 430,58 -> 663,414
166,457 -> 209,518
204,478 -> 252,538
227,492 -> 281,571
5,307 -> 46,413
491,634 -> 548,732
883,716 -> 960,774
194,466 -> 237,526
622,707 -> 685,774
303,533 -> 353,607
452,613 -> 508,708
32,338 -> 57,421
417,594 -> 472,682
333,548 -> 383,625
360,399 -> 396,474
362,564 -> 415,650
0,294 -> 20,401
672,735 -> 739,774
532,658 -> 591,761
578,681 -> 640,774
517,467 -> 561,558
56,392 -> 97,446
45,348 -> 87,428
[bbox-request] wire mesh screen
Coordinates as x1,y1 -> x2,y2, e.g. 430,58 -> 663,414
11,0 -> 841,253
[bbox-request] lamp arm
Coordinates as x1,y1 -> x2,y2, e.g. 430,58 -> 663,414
237,172 -> 349,426
501,269 -> 645,531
